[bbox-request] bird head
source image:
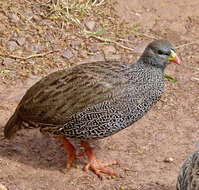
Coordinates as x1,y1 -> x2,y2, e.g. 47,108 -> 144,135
141,40 -> 181,69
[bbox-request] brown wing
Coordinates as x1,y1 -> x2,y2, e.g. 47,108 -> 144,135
18,61 -> 134,125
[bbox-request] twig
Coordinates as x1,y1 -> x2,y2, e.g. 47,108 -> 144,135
133,31 -> 158,40
0,50 -> 59,60
84,30 -> 135,52
191,77 -> 199,81
92,35 -> 135,51
176,41 -> 199,49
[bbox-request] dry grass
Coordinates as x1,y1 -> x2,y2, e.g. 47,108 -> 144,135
1,0 -> 138,82
41,0 -> 137,51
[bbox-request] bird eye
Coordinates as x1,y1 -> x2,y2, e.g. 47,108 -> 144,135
158,50 -> 164,55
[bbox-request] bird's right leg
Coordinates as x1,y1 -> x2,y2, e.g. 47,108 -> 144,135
54,136 -> 76,169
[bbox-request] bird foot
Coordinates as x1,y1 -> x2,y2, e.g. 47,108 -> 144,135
84,159 -> 118,179
81,141 -> 118,179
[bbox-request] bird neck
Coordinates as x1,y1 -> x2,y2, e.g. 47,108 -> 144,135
137,55 -> 167,72
128,59 -> 165,85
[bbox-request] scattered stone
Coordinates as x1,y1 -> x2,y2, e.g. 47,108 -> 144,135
79,50 -> 88,58
90,44 -> 100,53
164,157 -> 174,163
24,10 -> 34,18
6,41 -> 19,51
44,34 -> 52,41
85,20 -> 96,31
62,50 -> 73,59
8,13 -> 20,23
16,37 -> 26,46
10,145 -> 24,153
95,25 -> 104,34
0,183 -> 8,190
196,141 -> 199,148
29,43 -> 43,53
15,49 -> 23,56
89,54 -> 105,62
156,135 -> 165,141
0,37 -> 5,45
70,40 -> 81,50
47,156 -> 53,161
106,54 -> 121,61
134,42 -> 148,54
27,60 -> 35,65
128,34 -> 135,41
3,58 -> 15,65
80,54 -> 105,64
32,15 -> 41,22
103,45 -> 116,56
0,23 -> 6,33
32,4 -> 41,12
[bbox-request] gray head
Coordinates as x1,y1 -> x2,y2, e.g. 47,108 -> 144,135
140,40 -> 181,69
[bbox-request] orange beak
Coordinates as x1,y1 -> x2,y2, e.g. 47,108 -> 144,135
169,56 -> 181,65
168,50 -> 181,65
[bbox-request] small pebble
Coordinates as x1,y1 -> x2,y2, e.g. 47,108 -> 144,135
0,37 -> 4,45
128,34 -> 135,41
8,13 -> 20,23
196,141 -> 199,148
0,183 -> 8,190
85,20 -> 96,31
62,50 -> 73,59
24,10 -> 34,18
29,43 -> 43,52
103,45 -> 116,55
79,50 -> 88,58
3,58 -> 14,65
32,4 -> 41,12
106,54 -> 121,61
16,37 -> 26,46
88,54 -> 105,62
70,41 -> 81,50
32,15 -> 41,22
164,157 -> 174,163
6,41 -> 19,51
47,156 -> 53,161
90,44 -> 100,53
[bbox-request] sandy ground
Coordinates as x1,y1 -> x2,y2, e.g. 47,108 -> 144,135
0,0 -> 199,189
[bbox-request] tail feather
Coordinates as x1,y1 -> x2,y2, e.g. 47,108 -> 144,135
4,112 -> 22,139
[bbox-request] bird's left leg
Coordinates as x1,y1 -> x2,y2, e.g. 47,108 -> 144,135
80,141 -> 118,179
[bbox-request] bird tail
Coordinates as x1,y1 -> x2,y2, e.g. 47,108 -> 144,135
4,112 -> 22,139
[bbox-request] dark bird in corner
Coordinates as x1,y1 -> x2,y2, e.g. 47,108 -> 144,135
177,150 -> 199,190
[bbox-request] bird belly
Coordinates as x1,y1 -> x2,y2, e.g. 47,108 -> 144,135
52,93 -> 160,140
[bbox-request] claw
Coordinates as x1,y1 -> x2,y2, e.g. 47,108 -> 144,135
81,141 -> 118,179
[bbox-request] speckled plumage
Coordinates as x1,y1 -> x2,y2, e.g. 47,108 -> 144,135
177,150 -> 199,190
4,40 -> 178,140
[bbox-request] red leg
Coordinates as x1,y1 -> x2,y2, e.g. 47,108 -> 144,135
54,136 -> 76,169
81,141 -> 118,179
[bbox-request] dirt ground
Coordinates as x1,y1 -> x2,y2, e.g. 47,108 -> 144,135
0,0 -> 199,189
